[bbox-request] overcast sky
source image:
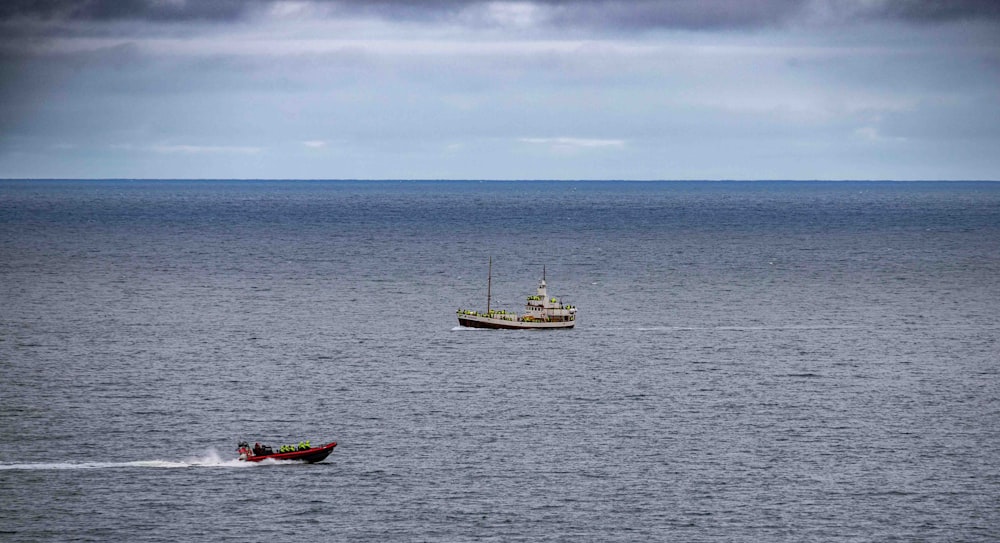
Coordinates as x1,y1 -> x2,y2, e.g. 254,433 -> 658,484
1,0 -> 998,179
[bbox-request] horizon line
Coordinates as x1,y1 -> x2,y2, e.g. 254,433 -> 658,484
3,178 -> 999,183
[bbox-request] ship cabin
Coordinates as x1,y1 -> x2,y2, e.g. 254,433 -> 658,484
523,278 -> 576,323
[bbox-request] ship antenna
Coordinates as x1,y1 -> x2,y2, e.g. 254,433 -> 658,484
487,256 -> 492,314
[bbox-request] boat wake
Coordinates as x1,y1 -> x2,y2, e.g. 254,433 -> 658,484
637,325 -> 862,332
0,449 -> 256,471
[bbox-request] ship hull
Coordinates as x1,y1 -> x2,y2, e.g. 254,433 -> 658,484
458,315 -> 575,330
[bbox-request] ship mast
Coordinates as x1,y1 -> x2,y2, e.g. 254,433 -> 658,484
486,256 -> 492,314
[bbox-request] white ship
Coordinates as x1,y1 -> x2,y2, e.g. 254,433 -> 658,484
457,258 -> 577,330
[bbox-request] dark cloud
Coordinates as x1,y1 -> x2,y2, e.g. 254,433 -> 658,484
0,1 -> 485,24
2,0 -> 999,28
543,0 -> 804,31
543,0 -> 1000,31
0,0 -> 255,22
869,0 -> 1000,24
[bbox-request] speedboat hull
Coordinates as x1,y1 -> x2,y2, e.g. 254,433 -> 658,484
241,442 -> 337,463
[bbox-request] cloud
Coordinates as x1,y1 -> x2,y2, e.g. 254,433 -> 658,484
859,0 -> 1000,24
2,0 -> 999,180
854,126 -> 905,143
3,0 -> 999,28
546,0 -> 1000,31
545,0 -> 802,31
147,144 -> 263,154
521,137 -> 625,152
0,0 -> 256,22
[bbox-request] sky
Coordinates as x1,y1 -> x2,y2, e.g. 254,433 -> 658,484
1,0 -> 999,180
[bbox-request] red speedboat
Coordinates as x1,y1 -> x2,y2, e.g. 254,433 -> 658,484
237,441 -> 337,463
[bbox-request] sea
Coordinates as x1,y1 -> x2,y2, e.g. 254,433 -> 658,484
1,180 -> 998,541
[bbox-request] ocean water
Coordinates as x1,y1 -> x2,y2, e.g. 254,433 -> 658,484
1,180 -> 998,541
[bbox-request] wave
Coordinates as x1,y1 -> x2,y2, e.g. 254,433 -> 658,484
0,449 -> 258,471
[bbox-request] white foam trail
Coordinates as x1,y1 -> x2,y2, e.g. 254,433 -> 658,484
0,449 -> 253,471
637,325 -> 862,332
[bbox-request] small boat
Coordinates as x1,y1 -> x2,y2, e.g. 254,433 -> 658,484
237,441 -> 337,463
457,258 -> 577,330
